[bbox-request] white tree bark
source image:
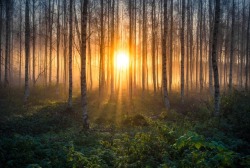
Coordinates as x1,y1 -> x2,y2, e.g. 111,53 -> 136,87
81,0 -> 89,129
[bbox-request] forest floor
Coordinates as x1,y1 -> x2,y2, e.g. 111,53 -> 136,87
0,86 -> 250,168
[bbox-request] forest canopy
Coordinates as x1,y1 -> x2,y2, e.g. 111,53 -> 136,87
0,0 -> 249,92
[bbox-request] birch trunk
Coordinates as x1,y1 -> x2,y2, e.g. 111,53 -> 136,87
229,0 -> 235,91
81,0 -> 89,129
212,0 -> 221,116
56,0 -> 60,90
199,0 -> 203,92
162,0 -> 170,109
181,0 -> 185,102
246,3 -> 250,90
110,0 -> 115,98
32,0 -> 36,86
4,0 -> 11,87
0,0 -> 2,85
169,0 -> 173,92
24,0 -> 30,102
152,0 -> 156,95
68,0 -> 73,108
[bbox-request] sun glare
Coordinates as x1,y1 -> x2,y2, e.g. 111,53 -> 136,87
115,51 -> 129,70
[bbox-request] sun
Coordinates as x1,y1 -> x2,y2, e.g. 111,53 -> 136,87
115,51 -> 129,70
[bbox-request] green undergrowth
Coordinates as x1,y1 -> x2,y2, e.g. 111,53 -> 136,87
0,87 -> 249,167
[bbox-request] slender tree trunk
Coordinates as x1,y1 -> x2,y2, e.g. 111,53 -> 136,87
212,0 -> 221,116
24,0 -> 30,102
186,0 -> 190,96
138,0 -> 142,91
133,0 -> 137,91
56,0 -> 60,90
110,0 -> 115,98
37,22 -> 40,78
49,0 -> 55,85
169,0 -> 173,92
208,0 -> 213,94
4,0 -> 11,87
246,3 -> 250,90
32,0 -> 36,86
129,0 -> 133,102
44,3 -> 48,86
81,0 -> 89,129
9,4 -> 13,85
142,0 -> 147,94
68,0 -> 73,108
63,0 -> 68,90
99,0 -> 105,97
224,2 -> 230,90
189,0 -> 193,90
218,29 -> 223,89
199,0 -> 203,92
48,0 -> 51,85
107,0 -> 110,90
19,0 -> 22,87
229,0 -> 235,91
180,0 -> 185,102
0,0 -> 2,85
38,3 -> 42,81
240,0 -> 245,88
88,4 -> 92,90
162,0 -> 170,109
196,13 -> 199,90
152,0 -> 156,95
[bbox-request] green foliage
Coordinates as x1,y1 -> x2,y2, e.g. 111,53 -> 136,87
220,90 -> 250,141
99,120 -> 248,167
121,114 -> 149,127
0,134 -> 68,168
0,88 -> 250,167
173,131 -> 239,167
66,142 -> 109,168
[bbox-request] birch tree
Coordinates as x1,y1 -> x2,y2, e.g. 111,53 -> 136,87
81,0 -> 89,129
68,0 -> 73,108
181,0 -> 185,102
24,0 -> 30,102
32,0 -> 36,86
162,0 -> 170,109
99,0 -> 105,96
56,0 -> 60,91
0,0 -> 2,85
229,0 -> 235,91
110,0 -> 115,98
169,0 -> 173,92
4,0 -> 11,87
199,0 -> 203,92
246,3 -> 250,90
212,0 -> 221,116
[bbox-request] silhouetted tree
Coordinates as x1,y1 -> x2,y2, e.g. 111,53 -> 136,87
81,0 -> 89,129
181,0 -> 185,102
68,0 -> 73,108
212,0 -> 221,116
229,0 -> 235,91
162,0 -> 170,109
24,0 -> 30,102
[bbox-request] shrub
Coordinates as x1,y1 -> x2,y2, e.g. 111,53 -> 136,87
121,114 -> 148,127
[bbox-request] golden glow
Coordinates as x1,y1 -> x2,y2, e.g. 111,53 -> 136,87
115,51 -> 129,70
